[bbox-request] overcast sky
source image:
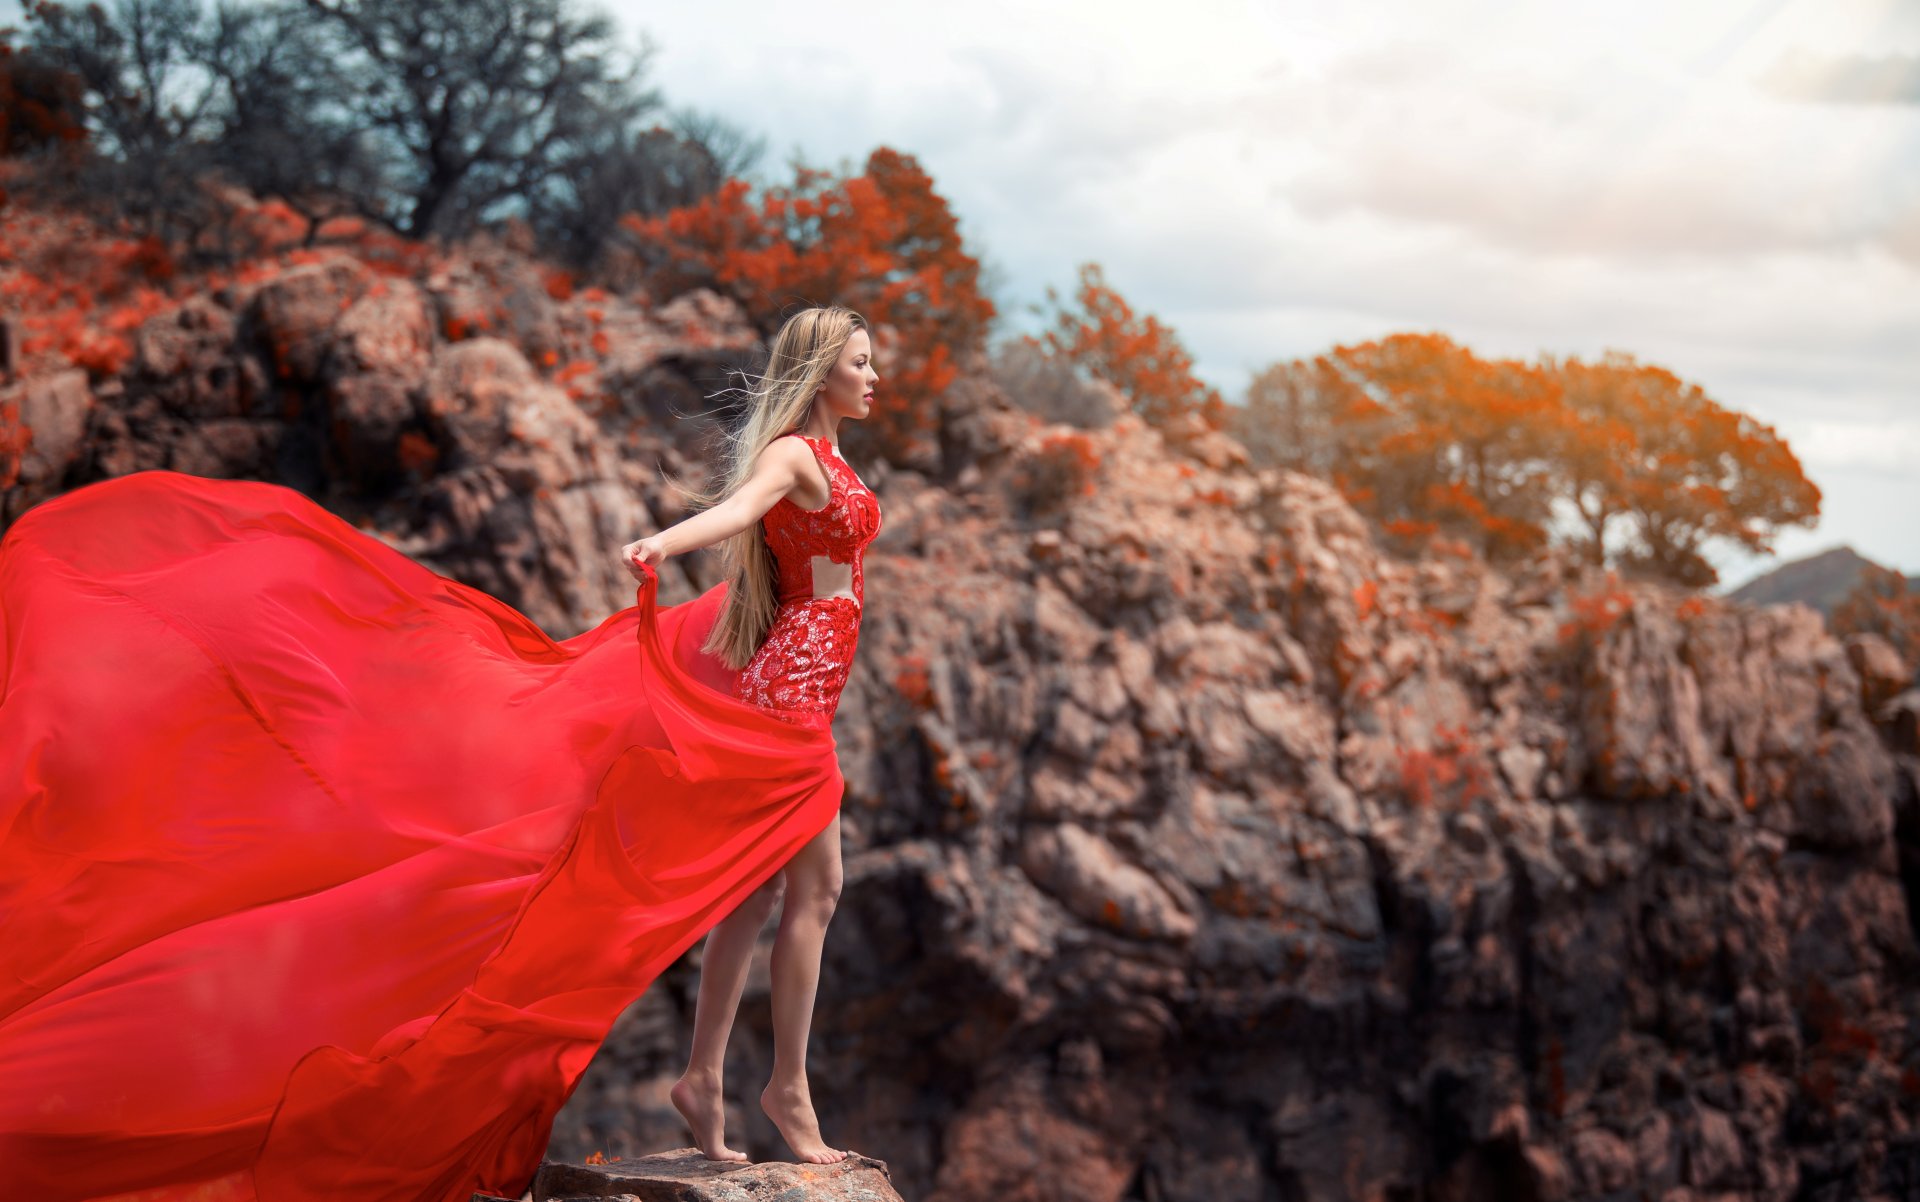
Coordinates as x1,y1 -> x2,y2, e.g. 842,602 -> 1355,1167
606,0 -> 1919,594
8,0 -> 1913,592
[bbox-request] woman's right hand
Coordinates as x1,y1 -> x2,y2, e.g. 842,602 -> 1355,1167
621,535 -> 668,582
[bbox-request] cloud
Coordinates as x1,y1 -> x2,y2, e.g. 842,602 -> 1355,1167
1762,49 -> 1920,104
1277,47 -> 1920,265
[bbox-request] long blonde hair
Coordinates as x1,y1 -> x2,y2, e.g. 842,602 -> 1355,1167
680,305 -> 869,670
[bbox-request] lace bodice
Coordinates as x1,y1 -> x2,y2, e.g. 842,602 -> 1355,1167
762,432 -> 883,607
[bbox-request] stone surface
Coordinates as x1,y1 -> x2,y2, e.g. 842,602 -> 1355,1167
533,1149 -> 900,1201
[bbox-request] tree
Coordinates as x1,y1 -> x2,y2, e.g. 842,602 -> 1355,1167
1313,333 -> 1561,562
295,0 -> 662,240
1027,261 -> 1226,433
621,145 -> 996,465
1229,355 -> 1349,478
0,28 -> 90,158
525,106 -> 764,271
1236,334 -> 1823,586
1541,352 -> 1820,587
17,0 -> 743,258
15,0 -> 233,243
193,0 -> 386,247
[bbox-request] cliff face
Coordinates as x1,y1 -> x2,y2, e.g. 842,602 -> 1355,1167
7,242 -> 1920,1202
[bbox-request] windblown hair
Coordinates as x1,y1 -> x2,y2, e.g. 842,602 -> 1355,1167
677,305 -> 869,671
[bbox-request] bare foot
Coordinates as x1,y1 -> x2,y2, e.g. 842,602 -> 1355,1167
759,1078 -> 848,1164
669,1070 -> 750,1162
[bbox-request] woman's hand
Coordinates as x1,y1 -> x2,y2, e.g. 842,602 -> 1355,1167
621,535 -> 668,582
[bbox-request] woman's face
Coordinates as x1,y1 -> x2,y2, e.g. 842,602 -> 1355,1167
817,328 -> 878,422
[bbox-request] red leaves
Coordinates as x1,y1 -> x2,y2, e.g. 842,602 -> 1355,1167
1026,262 -> 1223,434
0,396 -> 30,490
893,653 -> 934,711
1010,429 -> 1102,514
1557,573 -> 1636,644
621,147 -> 995,463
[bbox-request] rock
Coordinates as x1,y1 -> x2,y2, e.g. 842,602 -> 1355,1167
533,1148 -> 901,1201
1017,822 -> 1196,941
12,368 -> 92,486
1846,632 -> 1911,712
246,255 -> 375,384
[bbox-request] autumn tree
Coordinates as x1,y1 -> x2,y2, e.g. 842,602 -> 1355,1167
1025,261 -> 1227,435
1539,351 -> 1820,587
1294,333 -> 1561,562
621,145 -> 996,466
1236,333 -> 1822,587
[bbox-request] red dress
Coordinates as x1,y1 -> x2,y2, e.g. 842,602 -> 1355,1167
0,456 -> 876,1201
736,432 -> 883,723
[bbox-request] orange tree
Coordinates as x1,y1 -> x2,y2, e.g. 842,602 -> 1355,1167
1026,261 -> 1227,435
619,145 -> 995,464
1311,332 -> 1562,562
1538,351 -> 1820,587
1240,334 -> 1821,587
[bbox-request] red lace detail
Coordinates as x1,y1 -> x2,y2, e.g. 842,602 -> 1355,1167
761,433 -> 883,607
737,433 -> 883,721
736,597 -> 862,721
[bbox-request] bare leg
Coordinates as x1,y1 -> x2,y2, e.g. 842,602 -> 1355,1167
670,874 -> 783,1162
759,812 -> 848,1164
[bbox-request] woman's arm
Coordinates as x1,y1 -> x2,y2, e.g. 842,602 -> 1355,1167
622,439 -> 813,573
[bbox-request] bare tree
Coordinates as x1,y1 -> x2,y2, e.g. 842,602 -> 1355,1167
296,0 -> 664,240
525,103 -> 765,270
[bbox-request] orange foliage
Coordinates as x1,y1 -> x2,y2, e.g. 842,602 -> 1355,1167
1545,351 -> 1820,588
1010,429 -> 1102,514
893,653 -> 934,710
1025,262 -> 1227,434
621,147 -> 995,463
2,207 -> 177,378
1394,720 -> 1495,810
1251,335 -> 1818,588
1311,333 -> 1558,564
1557,573 -> 1635,644
1353,579 -> 1378,620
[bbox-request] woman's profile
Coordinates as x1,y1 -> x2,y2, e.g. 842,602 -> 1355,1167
0,306 -> 883,1195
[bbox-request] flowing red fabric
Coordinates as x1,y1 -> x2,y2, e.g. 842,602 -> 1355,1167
0,469 -> 845,1201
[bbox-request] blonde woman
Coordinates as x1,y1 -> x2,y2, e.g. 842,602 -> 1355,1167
622,305 -> 882,1164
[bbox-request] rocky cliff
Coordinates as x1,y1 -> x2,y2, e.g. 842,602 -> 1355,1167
6,239 -> 1920,1202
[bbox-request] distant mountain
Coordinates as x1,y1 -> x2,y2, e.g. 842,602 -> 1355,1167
1722,544 -> 1920,619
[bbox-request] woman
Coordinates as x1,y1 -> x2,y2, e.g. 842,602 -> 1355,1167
0,305 -> 880,1198
624,306 -> 880,1165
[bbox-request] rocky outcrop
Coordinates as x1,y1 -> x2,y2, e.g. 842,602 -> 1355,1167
540,396 -> 1920,1201
8,234 -> 1919,1201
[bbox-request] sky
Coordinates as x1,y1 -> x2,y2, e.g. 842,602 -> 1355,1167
6,0 -> 1914,592
600,0 -> 1920,594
